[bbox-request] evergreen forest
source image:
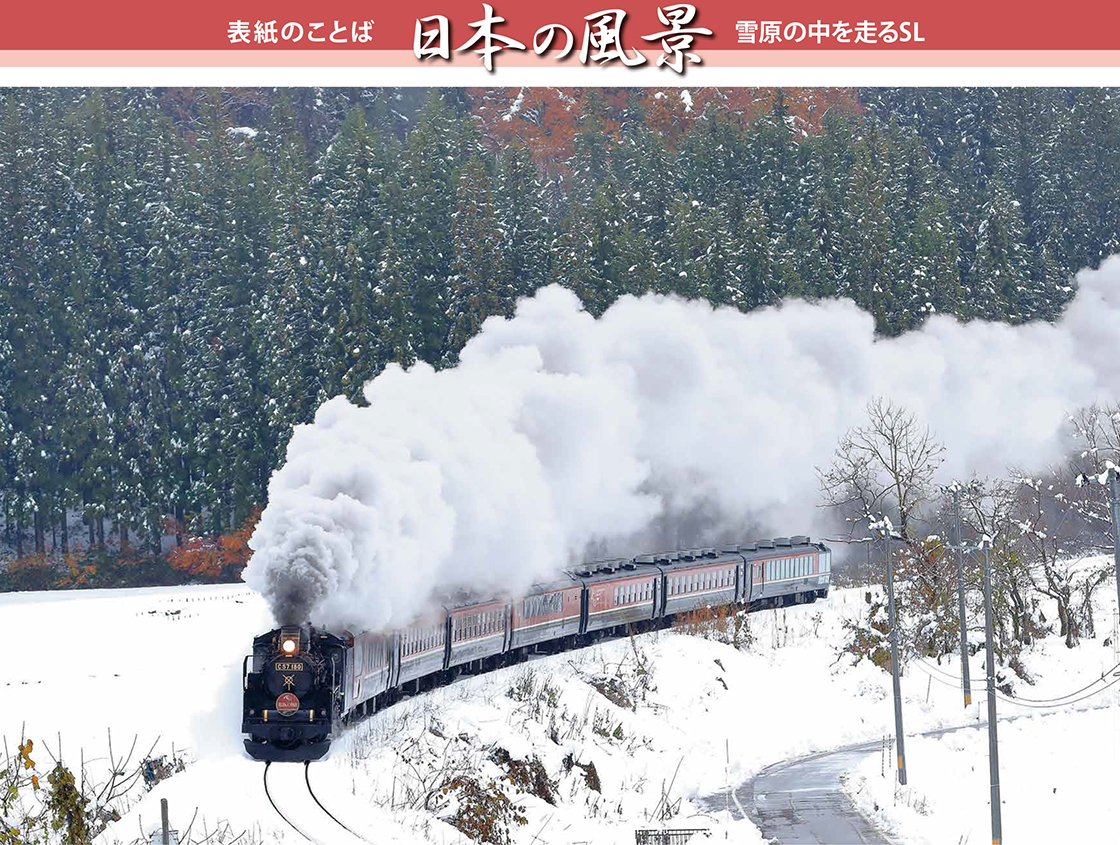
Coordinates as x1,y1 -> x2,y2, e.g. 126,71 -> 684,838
2,86 -> 1118,586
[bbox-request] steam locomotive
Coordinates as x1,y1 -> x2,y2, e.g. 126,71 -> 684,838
242,536 -> 831,762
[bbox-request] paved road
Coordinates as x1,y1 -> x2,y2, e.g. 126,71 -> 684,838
701,702 -> 1118,844
699,739 -> 889,844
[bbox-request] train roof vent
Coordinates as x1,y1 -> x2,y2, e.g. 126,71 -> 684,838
739,542 -> 758,552
791,534 -> 810,545
635,554 -> 656,564
703,547 -> 718,557
720,546 -> 740,554
622,561 -> 637,570
577,569 -> 593,577
757,539 -> 775,549
775,537 -> 792,547
680,550 -> 696,561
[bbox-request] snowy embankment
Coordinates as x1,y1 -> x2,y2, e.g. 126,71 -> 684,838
842,561 -> 1120,845
3,570 -> 1118,844
845,707 -> 1120,845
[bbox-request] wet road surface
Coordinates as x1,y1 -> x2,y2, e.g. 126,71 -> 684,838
699,739 -> 890,844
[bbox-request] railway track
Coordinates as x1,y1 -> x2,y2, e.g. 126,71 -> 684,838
263,760 -> 371,843
305,762 -> 372,843
263,762 -> 313,842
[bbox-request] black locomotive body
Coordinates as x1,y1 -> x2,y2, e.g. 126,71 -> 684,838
242,626 -> 348,761
242,537 -> 832,762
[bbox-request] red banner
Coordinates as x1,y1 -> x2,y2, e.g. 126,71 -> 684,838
0,2 -> 1117,51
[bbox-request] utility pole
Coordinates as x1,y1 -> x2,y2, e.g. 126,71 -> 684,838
981,540 -> 1002,845
953,487 -> 972,707
884,525 -> 907,785
1109,467 -> 1120,622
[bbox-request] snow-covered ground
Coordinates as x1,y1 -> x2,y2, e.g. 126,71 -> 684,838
3,566 -> 1119,844
845,705 -> 1120,844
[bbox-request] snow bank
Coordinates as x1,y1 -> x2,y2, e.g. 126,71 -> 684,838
246,257 -> 1120,632
846,705 -> 1120,844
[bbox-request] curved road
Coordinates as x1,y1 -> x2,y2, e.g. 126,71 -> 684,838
699,740 -> 890,844
702,702 -> 1117,844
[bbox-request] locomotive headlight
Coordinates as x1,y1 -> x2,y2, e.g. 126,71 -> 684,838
281,638 -> 298,655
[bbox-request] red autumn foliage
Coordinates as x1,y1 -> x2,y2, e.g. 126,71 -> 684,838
467,87 -> 863,170
167,506 -> 262,580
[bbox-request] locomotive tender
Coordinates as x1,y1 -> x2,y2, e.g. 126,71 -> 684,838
242,536 -> 831,761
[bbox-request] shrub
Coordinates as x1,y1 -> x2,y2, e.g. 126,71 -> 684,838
673,603 -> 755,650
439,775 -> 527,844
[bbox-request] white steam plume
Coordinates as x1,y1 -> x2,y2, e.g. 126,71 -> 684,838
244,257 -> 1120,632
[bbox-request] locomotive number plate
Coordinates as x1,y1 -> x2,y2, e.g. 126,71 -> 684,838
275,662 -> 304,672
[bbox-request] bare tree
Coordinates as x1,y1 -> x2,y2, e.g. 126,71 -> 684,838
818,397 -> 946,542
1068,403 -> 1120,553
950,479 -> 1046,657
1010,471 -> 1111,648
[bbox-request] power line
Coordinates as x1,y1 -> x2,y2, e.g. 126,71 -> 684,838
914,659 -> 1120,709
918,657 -> 1120,704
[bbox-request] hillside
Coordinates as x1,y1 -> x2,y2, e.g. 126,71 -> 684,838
3,575 -> 1118,843
2,87 -> 1120,576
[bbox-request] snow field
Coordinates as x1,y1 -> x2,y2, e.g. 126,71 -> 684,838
4,565 -> 1119,843
845,704 -> 1120,844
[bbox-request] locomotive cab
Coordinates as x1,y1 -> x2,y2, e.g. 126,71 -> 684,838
241,625 -> 347,762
